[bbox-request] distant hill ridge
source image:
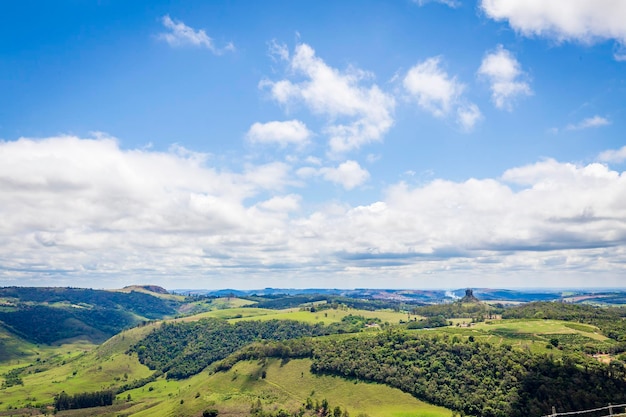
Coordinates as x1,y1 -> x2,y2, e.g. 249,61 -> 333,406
122,285 -> 169,294
0,286 -> 179,345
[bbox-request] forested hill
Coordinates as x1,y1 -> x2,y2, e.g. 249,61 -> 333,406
0,286 -> 180,344
309,331 -> 626,417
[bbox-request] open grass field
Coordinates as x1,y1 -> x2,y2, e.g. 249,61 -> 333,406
0,325 -> 37,364
475,318 -> 607,340
426,318 -> 610,355
0,325 -> 156,410
227,307 -> 411,326
172,306 -> 411,327
173,307 -> 279,322
123,358 -> 454,417
177,297 -> 258,316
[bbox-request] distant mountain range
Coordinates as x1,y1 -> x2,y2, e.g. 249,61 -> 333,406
173,287 -> 626,304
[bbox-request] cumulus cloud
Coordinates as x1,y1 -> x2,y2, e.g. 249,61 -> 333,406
480,0 -> 626,60
566,115 -> 611,130
246,120 -> 311,147
598,145 -> 626,163
404,57 -> 463,117
320,159 -> 626,266
158,15 -> 234,54
297,160 -> 370,190
2,136 -> 626,288
260,43 -> 395,154
0,135 -> 293,283
320,161 -> 370,190
478,45 -> 532,110
403,57 -> 481,130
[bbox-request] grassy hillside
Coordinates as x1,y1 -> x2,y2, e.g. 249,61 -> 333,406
0,324 -> 157,410
121,358 -> 453,417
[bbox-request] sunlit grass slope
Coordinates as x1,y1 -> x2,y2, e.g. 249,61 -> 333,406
0,324 -> 156,409
124,358 -> 454,417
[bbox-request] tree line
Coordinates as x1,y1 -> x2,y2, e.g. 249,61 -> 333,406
53,390 -> 114,411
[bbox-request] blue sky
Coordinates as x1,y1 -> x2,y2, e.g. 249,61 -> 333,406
1,0 -> 625,289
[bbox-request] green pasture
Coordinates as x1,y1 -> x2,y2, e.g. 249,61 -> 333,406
124,358 -> 454,417
0,326 -> 155,410
177,297 -> 257,316
173,307 -> 277,322
426,318 -> 610,355
229,307 -> 411,325
474,319 -> 606,340
172,306 -> 410,327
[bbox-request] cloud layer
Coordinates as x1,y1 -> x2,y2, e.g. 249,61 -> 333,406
1,136 -> 625,288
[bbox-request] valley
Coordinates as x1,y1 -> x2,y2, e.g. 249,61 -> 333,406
1,286 -> 626,416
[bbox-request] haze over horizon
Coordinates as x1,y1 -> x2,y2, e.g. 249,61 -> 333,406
1,1 -> 625,290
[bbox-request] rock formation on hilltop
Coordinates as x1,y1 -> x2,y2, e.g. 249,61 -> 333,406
460,288 -> 480,303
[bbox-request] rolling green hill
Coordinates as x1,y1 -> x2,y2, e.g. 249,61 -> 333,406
2,290 -> 626,417
0,286 -> 181,345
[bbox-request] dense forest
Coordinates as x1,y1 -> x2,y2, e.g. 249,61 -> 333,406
310,331 -> 626,417
131,318 -> 334,379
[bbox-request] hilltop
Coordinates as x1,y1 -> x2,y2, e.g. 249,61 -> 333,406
121,285 -> 170,295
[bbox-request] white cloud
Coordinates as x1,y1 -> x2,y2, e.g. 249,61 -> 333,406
320,161 -> 370,190
413,0 -> 460,8
478,45 -> 532,110
158,15 -> 234,54
285,157 -> 626,287
246,120 -> 311,147
261,43 -> 395,154
403,57 -> 481,130
403,57 -> 464,117
268,39 -> 290,62
566,115 -> 611,130
480,0 -> 626,60
296,160 -> 370,190
0,135 -> 294,282
598,145 -> 626,163
2,136 -> 626,288
457,103 -> 483,131
256,194 -> 301,212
